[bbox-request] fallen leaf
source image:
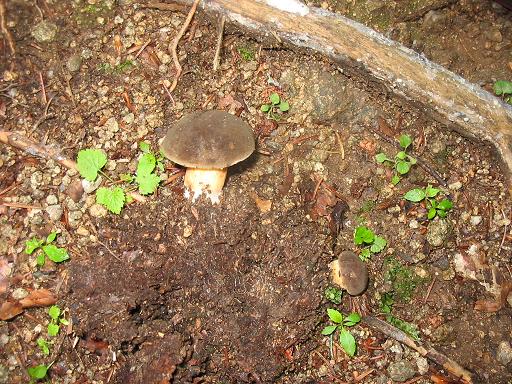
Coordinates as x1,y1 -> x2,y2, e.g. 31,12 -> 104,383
217,94 -> 243,115
113,35 -> 123,56
377,116 -> 396,138
359,139 -> 376,155
0,257 -> 11,294
19,288 -> 57,308
0,300 -> 23,320
83,337 -> 109,355
250,192 -> 272,213
474,282 -> 512,313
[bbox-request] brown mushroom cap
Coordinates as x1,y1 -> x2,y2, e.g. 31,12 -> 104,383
330,251 -> 368,296
160,110 -> 255,169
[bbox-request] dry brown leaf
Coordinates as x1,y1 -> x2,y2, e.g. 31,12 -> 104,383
0,300 -> 23,320
0,257 -> 11,294
217,94 -> 243,112
19,288 -> 57,308
359,139 -> 376,155
250,192 -> 272,213
113,35 -> 122,56
474,282 -> 512,313
83,337 -> 109,355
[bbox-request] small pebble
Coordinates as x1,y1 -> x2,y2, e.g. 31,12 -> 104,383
89,204 -> 107,218
409,219 -> 419,229
470,215 -> 482,226
12,288 -> 28,300
448,181 -> 462,190
497,341 -> 512,365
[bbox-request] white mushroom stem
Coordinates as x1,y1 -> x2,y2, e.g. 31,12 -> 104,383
184,167 -> 227,204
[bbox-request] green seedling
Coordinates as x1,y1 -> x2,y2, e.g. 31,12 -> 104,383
260,92 -> 290,121
384,257 -> 424,303
238,47 -> 255,61
324,286 -> 343,305
28,364 -> 49,382
404,184 -> 453,219
380,292 -> 420,340
493,80 -> 512,105
25,232 -> 69,267
47,305 -> 69,337
321,309 -> 361,357
375,134 -> 417,185
354,225 -> 387,261
37,337 -> 50,356
98,60 -> 135,74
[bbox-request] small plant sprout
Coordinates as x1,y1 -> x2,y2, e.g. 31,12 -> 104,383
324,286 -> 343,304
321,308 -> 361,357
354,226 -> 387,261
375,134 -> 417,185
37,337 -> 50,355
47,305 -> 69,337
260,92 -> 290,121
238,46 -> 255,61
25,232 -> 69,267
493,80 -> 512,105
27,364 -> 49,382
404,185 -> 453,219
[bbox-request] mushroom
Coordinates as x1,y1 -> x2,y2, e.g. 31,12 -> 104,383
160,110 -> 255,203
329,251 -> 368,296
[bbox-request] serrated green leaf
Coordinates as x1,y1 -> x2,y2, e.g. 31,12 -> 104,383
396,151 -> 407,160
27,365 -> 48,380
25,238 -> 43,254
139,141 -> 151,153
36,253 -> 46,267
391,174 -> 400,185
354,226 -> 374,245
339,328 -> 356,357
404,188 -> 426,202
494,80 -> 512,96
375,153 -> 390,163
359,248 -> 371,261
399,134 -> 412,150
370,236 -> 387,253
425,185 -> 440,198
327,308 -> 343,324
321,325 -> 338,336
48,305 -> 60,321
279,101 -> 289,112
48,323 -> 60,337
395,160 -> 410,175
343,312 -> 361,326
46,232 -> 57,244
76,149 -> 107,182
427,207 -> 437,220
260,104 -> 271,112
437,199 -> 453,211
136,172 -> 160,195
37,337 -> 50,356
137,153 -> 156,176
269,93 -> 280,105
96,187 -> 125,214
42,244 -> 69,263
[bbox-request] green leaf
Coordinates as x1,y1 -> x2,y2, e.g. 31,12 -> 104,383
76,149 -> 107,182
46,232 -> 57,244
437,199 -> 453,211
48,323 -> 60,337
25,238 -> 44,254
395,160 -> 410,175
391,174 -> 400,185
404,188 -> 426,202
327,308 -> 343,324
395,151 -> 407,160
36,253 -> 46,267
139,141 -> 151,153
344,312 -> 361,327
380,292 -> 394,314
27,365 -> 48,380
321,325 -> 338,336
42,244 -> 69,263
339,328 -> 357,357
324,286 -> 343,304
137,153 -> 156,176
493,80 -> 512,96
60,318 -> 69,326
437,209 -> 447,218
96,187 -> 126,214
370,236 -> 387,253
359,248 -> 371,261
48,305 -> 60,321
425,185 -> 440,198
387,315 -> 420,341
136,172 -> 160,195
354,226 -> 375,245
37,337 -> 50,356
279,101 -> 290,112
399,134 -> 412,150
120,173 -> 134,183
427,207 -> 437,220
260,104 -> 271,112
375,153 -> 390,163
269,92 -> 280,105
407,155 -> 417,165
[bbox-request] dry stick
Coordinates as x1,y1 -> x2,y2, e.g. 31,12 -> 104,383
363,316 -> 473,383
0,0 -> 15,55
167,0 -> 200,94
213,16 -> 225,71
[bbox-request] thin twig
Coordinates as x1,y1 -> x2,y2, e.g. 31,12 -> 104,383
335,130 -> 345,160
0,0 -> 15,55
423,276 -> 436,304
497,208 -> 508,256
30,95 -> 55,135
134,40 -> 151,59
213,16 -> 225,71
0,202 -> 42,209
167,0 -> 200,94
38,72 -> 47,105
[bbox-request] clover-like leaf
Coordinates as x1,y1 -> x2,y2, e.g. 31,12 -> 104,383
399,134 -> 412,150
25,238 -> 44,254
427,207 -> 437,220
260,104 -> 271,112
137,153 -> 156,176
46,232 -> 57,244
48,323 -> 60,337
48,305 -> 61,321
391,175 -> 401,185
437,199 -> 453,211
27,365 -> 48,380
375,153 -> 390,163
279,101 -> 289,112
76,149 -> 107,182
339,328 -> 357,357
359,248 -> 372,261
269,92 -> 280,105
42,244 -> 69,263
395,160 -> 410,175
96,187 -> 126,214
370,235 -> 387,253
354,226 -> 375,245
404,188 -> 426,202
139,141 -> 151,153
37,337 -> 50,356
36,253 -> 46,267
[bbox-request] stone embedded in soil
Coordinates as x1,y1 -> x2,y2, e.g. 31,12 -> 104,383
387,360 -> 416,382
31,20 -> 58,43
11,288 -> 28,300
82,176 -> 103,194
0,365 -> 8,384
45,204 -> 63,221
426,219 -> 451,247
66,54 -> 82,72
496,341 -> 512,365
470,215 -> 482,226
88,204 -> 107,218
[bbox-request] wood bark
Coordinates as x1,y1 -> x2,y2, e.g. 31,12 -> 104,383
174,0 -> 512,186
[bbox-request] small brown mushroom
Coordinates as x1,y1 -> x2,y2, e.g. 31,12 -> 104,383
329,251 -> 368,296
160,110 -> 255,203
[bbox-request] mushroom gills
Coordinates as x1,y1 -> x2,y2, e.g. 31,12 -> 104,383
184,167 -> 227,204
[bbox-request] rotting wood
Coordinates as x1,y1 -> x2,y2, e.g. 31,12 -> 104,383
170,0 -> 512,188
